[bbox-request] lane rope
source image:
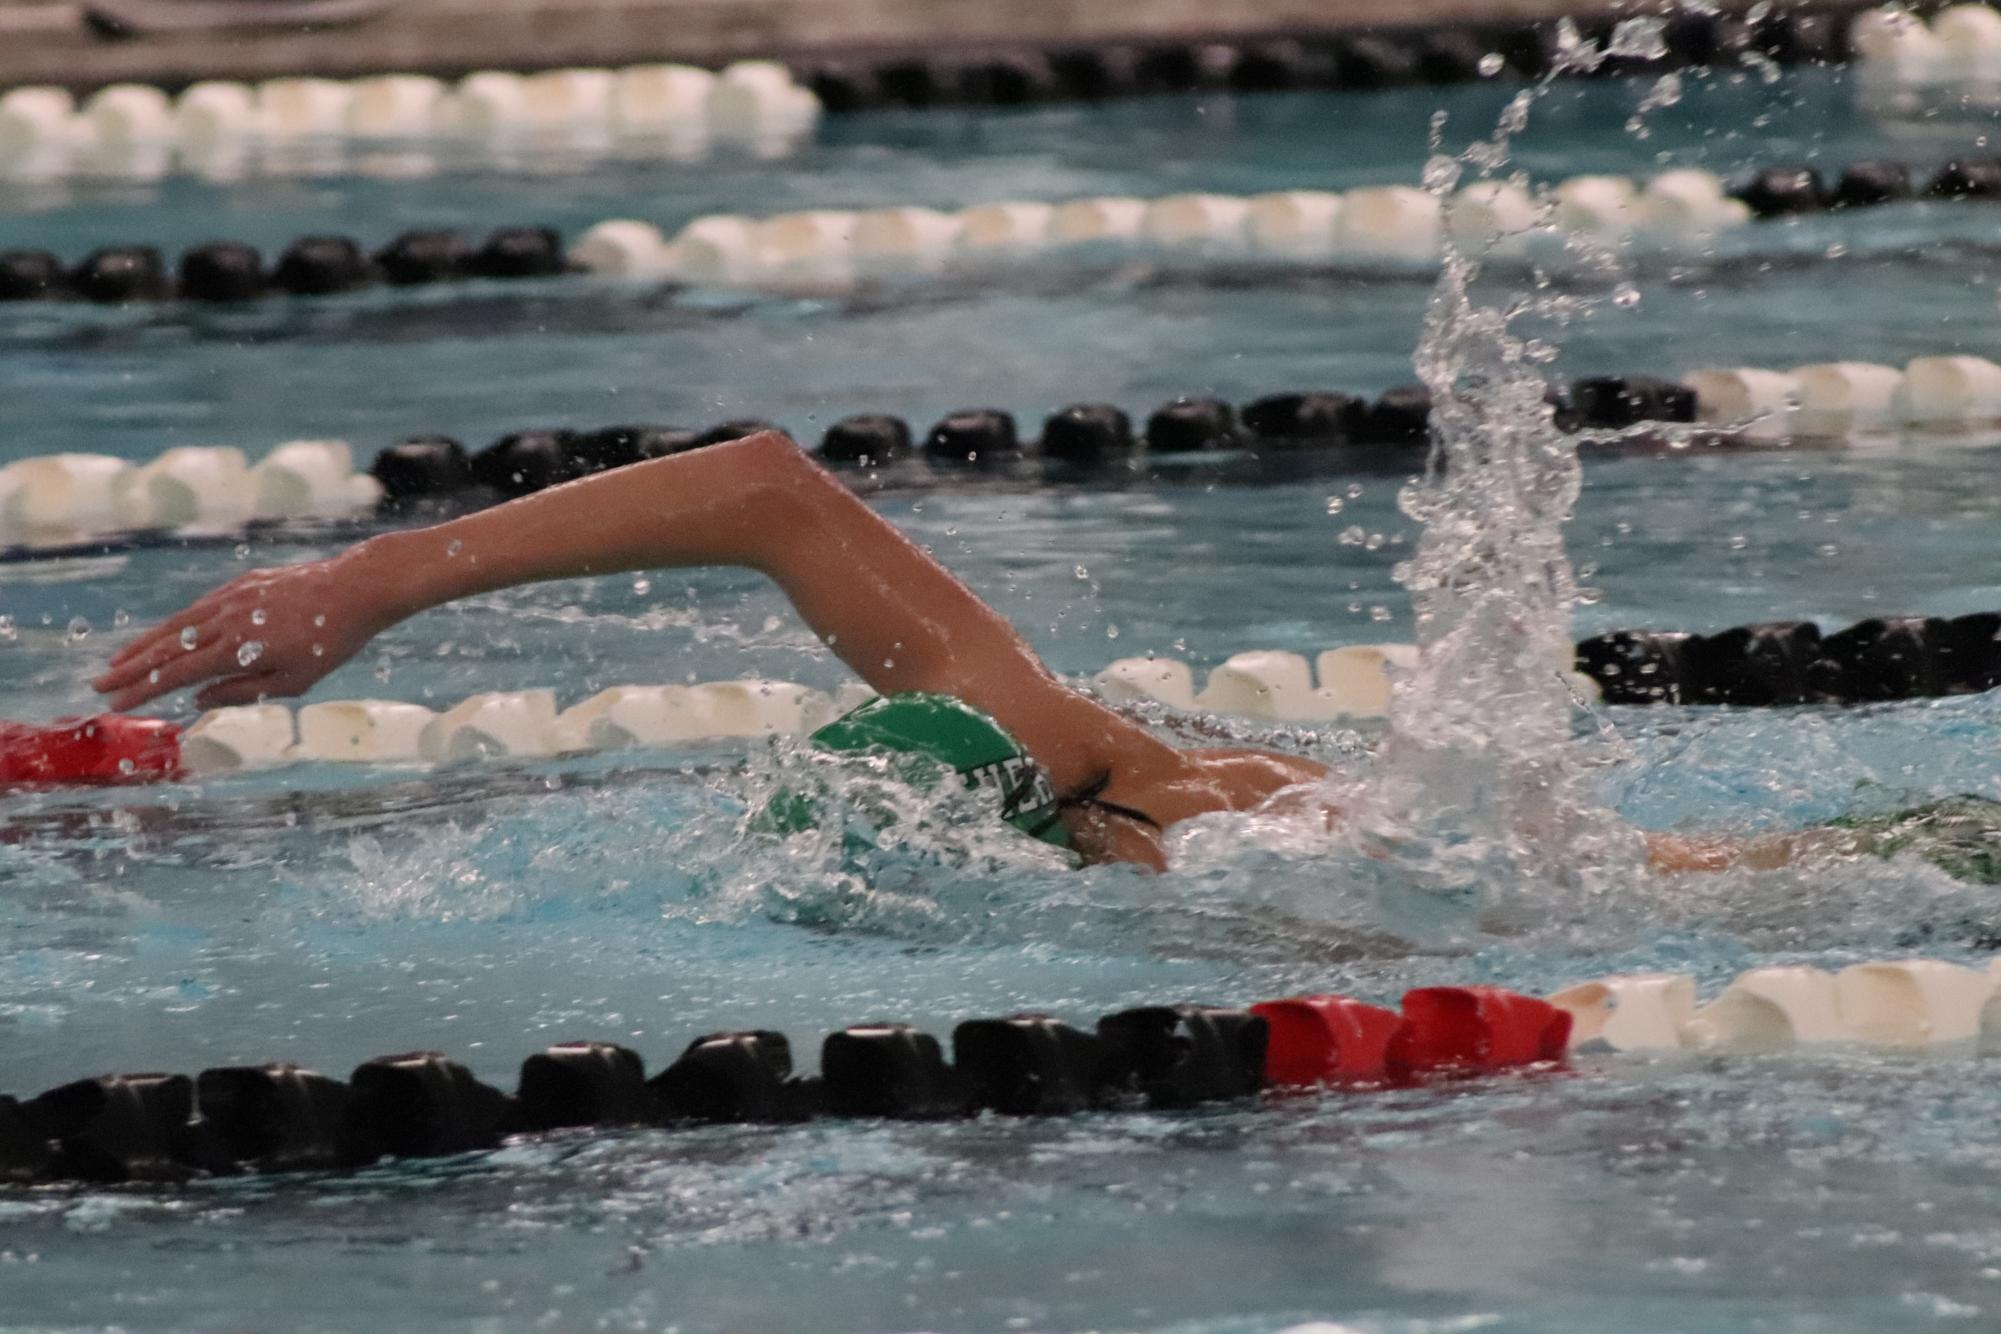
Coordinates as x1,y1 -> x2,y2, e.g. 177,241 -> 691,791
10,155 -> 2000,305
8,954 -> 2000,1187
0,62 -> 817,183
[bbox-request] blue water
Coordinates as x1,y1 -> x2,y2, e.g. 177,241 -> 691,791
7,67 -> 2001,1332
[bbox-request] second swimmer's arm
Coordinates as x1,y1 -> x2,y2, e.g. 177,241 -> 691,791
96,432 -> 1179,795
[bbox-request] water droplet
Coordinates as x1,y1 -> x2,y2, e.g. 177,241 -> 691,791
234,543 -> 250,560
446,538 -> 464,557
1106,625 -> 1120,639
1477,52 -> 1504,76
66,617 -> 90,644
1825,241 -> 1849,259
117,758 -> 135,775
1613,284 -> 1642,309
180,626 -> 199,650
313,614 -> 326,628
250,608 -> 268,626
632,577 -> 652,596
148,668 -> 160,684
1608,16 -> 1667,60
236,640 -> 264,667
1338,525 -> 1366,546
1729,534 -> 1749,550
0,615 -> 14,641
1347,483 -> 1365,499
112,609 -> 129,629
311,644 -> 324,658
1073,565 -> 1089,580
1325,496 -> 1345,515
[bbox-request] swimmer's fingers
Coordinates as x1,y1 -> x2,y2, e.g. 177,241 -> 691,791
100,636 -> 240,712
104,575 -> 264,671
94,614 -> 228,701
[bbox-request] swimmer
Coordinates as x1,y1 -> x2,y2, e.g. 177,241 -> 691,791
87,429 -> 1961,877
95,431 -> 1319,869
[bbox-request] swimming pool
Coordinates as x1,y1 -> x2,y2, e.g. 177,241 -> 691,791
8,61 -> 2001,1332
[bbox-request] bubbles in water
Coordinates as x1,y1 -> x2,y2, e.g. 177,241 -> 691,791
1478,52 -> 1505,77
0,616 -> 14,641
236,640 -> 264,667
313,614 -> 326,628
65,617 -> 89,644
112,609 -> 129,629
446,539 -> 464,557
234,543 -> 250,561
633,578 -> 652,596
1073,565 -> 1089,580
250,608 -> 268,626
1326,497 -> 1345,515
1613,284 -> 1642,309
180,626 -> 199,650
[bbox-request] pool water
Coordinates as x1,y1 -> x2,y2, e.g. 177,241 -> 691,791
7,64 -> 2001,1333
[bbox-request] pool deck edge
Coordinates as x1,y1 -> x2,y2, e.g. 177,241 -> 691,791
0,0 -> 1855,91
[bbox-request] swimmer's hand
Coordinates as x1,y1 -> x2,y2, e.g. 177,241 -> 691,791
93,548 -> 393,711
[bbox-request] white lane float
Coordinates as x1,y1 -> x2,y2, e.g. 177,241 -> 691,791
180,704 -> 298,775
667,214 -> 769,286
707,60 -> 818,139
82,83 -> 173,145
1094,658 -> 1200,711
756,210 -> 858,285
346,74 -> 448,138
1549,174 -> 1637,237
419,690 -> 562,762
1337,187 -> 1443,260
852,206 -> 962,276
293,699 -> 437,763
520,68 -> 616,130
1851,6 -> 1957,87
1549,973 -> 1697,1052
611,63 -> 715,133
1685,368 -> 1801,442
172,82 -> 259,145
1792,362 -> 1906,435
1898,355 -> 2001,424
1680,965 -> 1847,1054
1444,179 -> 1540,250
1836,959 -> 1994,1044
955,201 -> 1057,258
251,440 -> 382,519
115,446 -> 255,529
1245,190 -> 1344,258
1638,169 -> 1751,234
0,454 -> 132,535
0,86 -> 74,160
569,219 -> 676,278
255,77 -> 355,137
1142,193 -> 1252,252
1049,196 -> 1150,246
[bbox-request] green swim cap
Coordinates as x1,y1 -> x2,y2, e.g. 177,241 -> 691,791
806,693 -> 1071,849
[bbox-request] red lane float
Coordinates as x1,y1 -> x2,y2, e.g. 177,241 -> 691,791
1253,994 -> 1407,1086
0,716 -> 181,786
1387,986 -> 1572,1076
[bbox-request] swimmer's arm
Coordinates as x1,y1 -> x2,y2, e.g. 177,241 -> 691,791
1644,830 -> 1805,872
97,432 -> 1180,794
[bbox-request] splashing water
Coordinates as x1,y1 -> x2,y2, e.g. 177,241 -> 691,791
1333,26 -> 1646,918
